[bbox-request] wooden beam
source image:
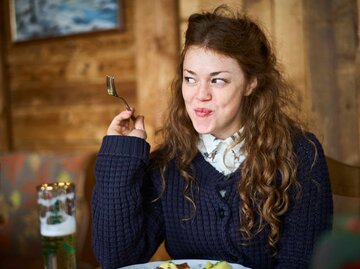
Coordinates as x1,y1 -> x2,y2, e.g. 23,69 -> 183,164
134,0 -> 179,147
0,0 -> 12,151
357,0 -> 360,165
272,0 -> 311,124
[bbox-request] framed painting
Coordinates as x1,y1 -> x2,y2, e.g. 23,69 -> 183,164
9,0 -> 124,42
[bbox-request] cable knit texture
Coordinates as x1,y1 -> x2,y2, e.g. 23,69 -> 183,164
92,133 -> 333,269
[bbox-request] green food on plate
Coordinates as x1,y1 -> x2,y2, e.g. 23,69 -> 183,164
203,261 -> 233,269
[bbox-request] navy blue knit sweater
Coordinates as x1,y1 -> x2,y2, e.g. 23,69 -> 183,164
91,133 -> 333,269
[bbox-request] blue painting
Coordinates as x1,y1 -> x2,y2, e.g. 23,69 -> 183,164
11,0 -> 122,42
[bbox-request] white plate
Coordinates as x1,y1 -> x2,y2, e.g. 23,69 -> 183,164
119,259 -> 251,269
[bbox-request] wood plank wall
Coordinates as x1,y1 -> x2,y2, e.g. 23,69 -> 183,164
1,0 -> 359,164
0,0 -> 137,153
135,0 -> 179,147
304,0 -> 359,165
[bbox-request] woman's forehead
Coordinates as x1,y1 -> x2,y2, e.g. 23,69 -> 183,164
183,46 -> 242,74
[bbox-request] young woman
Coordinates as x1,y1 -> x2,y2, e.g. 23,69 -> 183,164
92,7 -> 333,269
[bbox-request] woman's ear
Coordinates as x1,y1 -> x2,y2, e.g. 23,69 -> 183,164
244,77 -> 258,96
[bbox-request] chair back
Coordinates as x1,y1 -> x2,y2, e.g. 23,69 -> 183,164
326,156 -> 360,217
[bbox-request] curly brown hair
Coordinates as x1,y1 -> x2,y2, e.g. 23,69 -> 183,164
152,6 -> 304,250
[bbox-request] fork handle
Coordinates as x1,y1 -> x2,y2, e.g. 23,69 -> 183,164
126,108 -> 136,121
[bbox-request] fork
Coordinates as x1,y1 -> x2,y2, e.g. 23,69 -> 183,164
106,75 -> 136,121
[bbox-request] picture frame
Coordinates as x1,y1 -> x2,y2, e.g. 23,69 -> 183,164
9,0 -> 124,42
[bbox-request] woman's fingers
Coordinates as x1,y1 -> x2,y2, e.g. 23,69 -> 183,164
106,111 -> 147,139
107,110 -> 133,136
134,115 -> 145,131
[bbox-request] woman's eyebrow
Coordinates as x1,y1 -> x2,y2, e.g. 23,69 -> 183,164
209,71 -> 230,76
183,69 -> 196,75
183,69 -> 230,76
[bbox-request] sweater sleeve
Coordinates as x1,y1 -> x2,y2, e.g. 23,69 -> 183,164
276,133 -> 333,269
91,136 -> 165,269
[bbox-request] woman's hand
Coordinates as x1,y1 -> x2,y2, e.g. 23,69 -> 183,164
107,109 -> 147,140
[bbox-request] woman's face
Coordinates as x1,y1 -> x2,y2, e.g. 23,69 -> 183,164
182,46 -> 257,139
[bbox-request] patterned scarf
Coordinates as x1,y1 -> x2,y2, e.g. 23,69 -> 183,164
197,130 -> 245,175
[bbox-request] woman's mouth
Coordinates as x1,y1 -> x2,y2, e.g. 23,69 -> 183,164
194,108 -> 213,117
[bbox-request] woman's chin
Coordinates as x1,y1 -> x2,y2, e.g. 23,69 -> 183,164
193,125 -> 213,135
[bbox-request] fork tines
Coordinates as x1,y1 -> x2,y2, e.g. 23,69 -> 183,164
106,75 -> 117,97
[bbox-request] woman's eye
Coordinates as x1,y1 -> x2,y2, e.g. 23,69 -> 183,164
211,78 -> 227,85
184,76 -> 196,84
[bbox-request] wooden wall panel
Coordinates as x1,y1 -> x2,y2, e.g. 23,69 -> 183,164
135,0 -> 179,147
272,0 -> 311,123
0,1 -> 12,151
243,0 -> 272,30
11,81 -> 136,107
246,0 -> 311,130
12,105 -> 127,151
304,0 -> 359,165
357,0 -> 360,165
2,0 -> 136,153
0,0 -> 358,174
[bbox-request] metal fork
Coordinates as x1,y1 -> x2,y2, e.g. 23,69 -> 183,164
106,75 -> 136,120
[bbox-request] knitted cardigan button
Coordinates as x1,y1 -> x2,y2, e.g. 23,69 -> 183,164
219,208 -> 225,218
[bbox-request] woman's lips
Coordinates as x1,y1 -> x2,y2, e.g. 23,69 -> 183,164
194,108 -> 213,117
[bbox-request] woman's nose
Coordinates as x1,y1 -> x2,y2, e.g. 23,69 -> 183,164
196,83 -> 211,101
